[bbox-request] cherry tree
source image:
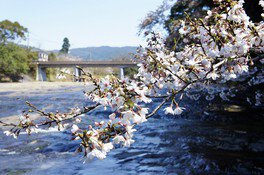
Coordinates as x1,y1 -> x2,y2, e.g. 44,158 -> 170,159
1,0 -> 264,161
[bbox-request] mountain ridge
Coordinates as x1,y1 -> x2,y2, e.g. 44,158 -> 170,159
54,46 -> 138,61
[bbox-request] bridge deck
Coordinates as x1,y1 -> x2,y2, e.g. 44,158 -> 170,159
32,61 -> 138,68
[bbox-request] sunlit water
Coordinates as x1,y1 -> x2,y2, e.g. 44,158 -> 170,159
0,86 -> 263,175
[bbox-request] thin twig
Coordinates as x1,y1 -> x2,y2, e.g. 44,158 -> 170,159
146,95 -> 171,119
146,94 -> 169,98
37,103 -> 100,127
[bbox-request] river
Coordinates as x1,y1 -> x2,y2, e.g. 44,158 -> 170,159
0,83 -> 263,175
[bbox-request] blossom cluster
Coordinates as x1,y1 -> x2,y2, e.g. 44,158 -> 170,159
70,75 -> 151,160
136,0 -> 264,105
3,113 -> 36,139
75,0 -> 264,158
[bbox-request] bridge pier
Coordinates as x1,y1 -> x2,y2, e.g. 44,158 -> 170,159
74,67 -> 82,82
36,66 -> 47,81
120,67 -> 125,79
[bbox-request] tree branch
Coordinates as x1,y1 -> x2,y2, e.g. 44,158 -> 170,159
146,95 -> 171,119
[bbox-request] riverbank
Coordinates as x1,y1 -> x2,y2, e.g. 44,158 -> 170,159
0,82 -> 85,93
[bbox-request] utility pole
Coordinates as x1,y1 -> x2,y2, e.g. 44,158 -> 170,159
27,32 -> 30,49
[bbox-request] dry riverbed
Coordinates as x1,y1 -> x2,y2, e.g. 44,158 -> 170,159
0,82 -> 85,94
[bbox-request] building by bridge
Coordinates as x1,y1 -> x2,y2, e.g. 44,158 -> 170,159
32,60 -> 137,81
38,52 -> 49,62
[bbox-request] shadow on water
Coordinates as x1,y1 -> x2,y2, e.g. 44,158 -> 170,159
0,87 -> 263,175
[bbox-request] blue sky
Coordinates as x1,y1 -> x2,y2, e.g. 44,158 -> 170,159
0,0 -> 163,50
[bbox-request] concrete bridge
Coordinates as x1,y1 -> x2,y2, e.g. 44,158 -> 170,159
32,61 -> 137,81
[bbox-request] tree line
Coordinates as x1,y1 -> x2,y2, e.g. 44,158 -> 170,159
0,19 -> 70,82
0,20 -> 36,81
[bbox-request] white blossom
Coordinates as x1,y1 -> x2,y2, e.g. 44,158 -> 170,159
102,142 -> 114,153
109,113 -> 116,120
207,71 -> 219,80
3,131 -> 17,139
71,124 -> 79,133
113,135 -> 125,144
164,106 -> 174,115
87,149 -> 106,160
174,106 -> 185,115
123,133 -> 135,147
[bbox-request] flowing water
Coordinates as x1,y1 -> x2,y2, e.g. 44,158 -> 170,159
0,85 -> 263,175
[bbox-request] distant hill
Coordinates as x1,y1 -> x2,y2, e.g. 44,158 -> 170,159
68,46 -> 137,61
